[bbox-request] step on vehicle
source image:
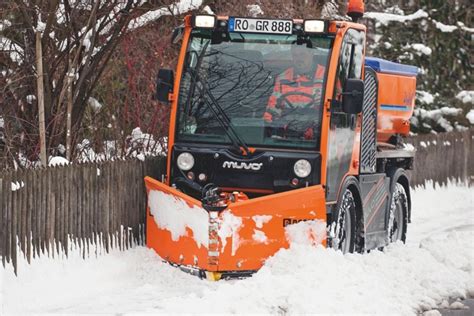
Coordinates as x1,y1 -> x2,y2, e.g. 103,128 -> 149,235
145,0 -> 417,280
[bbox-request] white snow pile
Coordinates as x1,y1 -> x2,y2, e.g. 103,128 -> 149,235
466,110 -> 474,125
11,181 -> 25,192
431,19 -> 474,33
35,15 -> 46,33
148,190 -> 209,248
217,211 -> 243,256
252,229 -> 268,243
75,139 -> 120,162
147,189 -> 264,256
0,19 -> 12,32
247,4 -> 264,17
9,153 -> 32,170
403,143 -> 415,151
412,107 -> 463,132
76,139 -> 97,162
285,220 -> 327,246
436,107 -> 463,116
81,29 -> 94,52
364,9 -> 428,26
128,0 -> 203,30
383,41 -> 392,49
457,22 -> 474,33
75,128 -> 166,163
433,20 -> 458,32
0,36 -> 23,64
48,156 -> 69,167
410,43 -> 432,56
417,90 -> 435,104
456,90 -> 474,104
2,183 -> 473,314
87,97 -> 103,112
252,215 -> 272,228
127,127 -> 167,159
364,7 -> 474,39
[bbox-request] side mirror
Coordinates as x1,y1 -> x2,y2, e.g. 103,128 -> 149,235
156,69 -> 174,103
342,78 -> 364,114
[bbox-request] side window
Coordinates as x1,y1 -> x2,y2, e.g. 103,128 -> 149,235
334,42 -> 352,102
333,29 -> 365,106
347,30 -> 365,79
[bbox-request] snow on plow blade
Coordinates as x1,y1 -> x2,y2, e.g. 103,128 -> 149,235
144,176 -> 326,276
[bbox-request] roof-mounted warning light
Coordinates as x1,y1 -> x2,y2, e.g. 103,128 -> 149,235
192,15 -> 217,28
347,0 -> 365,23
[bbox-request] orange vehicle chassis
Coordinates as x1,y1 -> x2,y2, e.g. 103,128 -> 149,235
145,177 -> 326,278
144,5 -> 417,278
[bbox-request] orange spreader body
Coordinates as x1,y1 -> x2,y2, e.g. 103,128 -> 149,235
145,176 -> 326,273
376,72 -> 416,142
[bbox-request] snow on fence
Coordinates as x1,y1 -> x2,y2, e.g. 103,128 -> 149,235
407,129 -> 473,187
0,130 -> 472,274
0,157 -> 164,274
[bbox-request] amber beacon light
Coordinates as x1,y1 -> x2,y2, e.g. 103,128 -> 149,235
347,0 -> 365,22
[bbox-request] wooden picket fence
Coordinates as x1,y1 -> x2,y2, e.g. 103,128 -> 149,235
407,129 -> 473,187
0,130 -> 472,274
0,157 -> 164,274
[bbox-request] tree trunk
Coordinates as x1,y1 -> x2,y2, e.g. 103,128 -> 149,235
35,31 -> 47,166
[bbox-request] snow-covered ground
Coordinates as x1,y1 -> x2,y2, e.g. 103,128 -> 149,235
1,182 -> 473,314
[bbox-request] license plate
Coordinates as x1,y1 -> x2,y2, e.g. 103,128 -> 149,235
228,17 -> 293,35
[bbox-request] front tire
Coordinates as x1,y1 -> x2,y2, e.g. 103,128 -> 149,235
331,189 -> 357,253
388,183 -> 408,243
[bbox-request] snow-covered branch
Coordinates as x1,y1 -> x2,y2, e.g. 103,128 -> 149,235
128,0 -> 203,30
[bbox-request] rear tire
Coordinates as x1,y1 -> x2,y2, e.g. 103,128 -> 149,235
388,183 -> 408,243
331,189 -> 357,253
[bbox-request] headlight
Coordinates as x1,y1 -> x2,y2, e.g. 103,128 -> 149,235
177,152 -> 195,171
192,15 -> 216,28
294,159 -> 311,178
303,20 -> 327,34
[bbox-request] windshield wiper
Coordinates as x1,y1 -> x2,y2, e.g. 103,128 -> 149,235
188,67 -> 250,155
183,46 -> 250,155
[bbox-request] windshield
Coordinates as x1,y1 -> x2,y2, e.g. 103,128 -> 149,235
176,28 -> 333,150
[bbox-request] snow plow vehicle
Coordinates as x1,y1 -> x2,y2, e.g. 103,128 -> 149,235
145,0 -> 418,280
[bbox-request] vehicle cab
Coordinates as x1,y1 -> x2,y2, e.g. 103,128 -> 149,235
157,15 -> 367,202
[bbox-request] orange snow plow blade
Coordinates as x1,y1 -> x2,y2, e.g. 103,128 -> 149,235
145,176 -> 326,276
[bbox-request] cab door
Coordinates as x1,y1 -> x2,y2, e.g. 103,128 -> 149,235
326,28 -> 365,202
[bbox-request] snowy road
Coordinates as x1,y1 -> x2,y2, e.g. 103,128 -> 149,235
1,182 -> 473,314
